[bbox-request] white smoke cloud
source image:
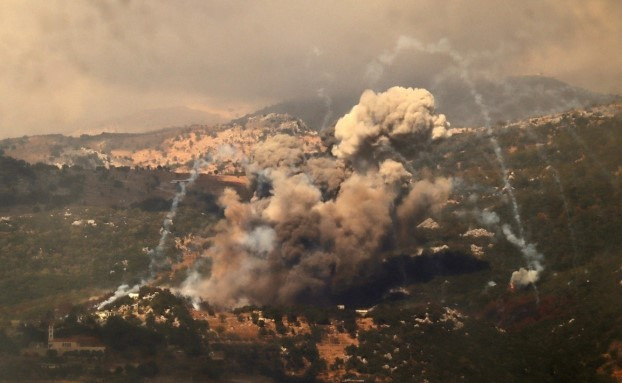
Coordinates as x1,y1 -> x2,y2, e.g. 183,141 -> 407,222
97,283 -> 140,310
240,226 -> 276,255
502,224 -> 544,288
510,268 -> 540,288
479,210 -> 500,226
332,86 -> 449,162
477,210 -> 545,288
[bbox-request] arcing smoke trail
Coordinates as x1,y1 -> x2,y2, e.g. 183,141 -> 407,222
369,36 -> 542,287
566,125 -> 618,191
502,224 -> 543,297
524,128 -> 580,268
98,158 -> 208,310
475,210 -> 543,293
149,158 -> 207,275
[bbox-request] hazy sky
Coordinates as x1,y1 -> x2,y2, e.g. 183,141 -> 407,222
1,0 -> 621,138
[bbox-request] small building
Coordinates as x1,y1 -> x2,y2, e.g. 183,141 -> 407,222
47,324 -> 105,355
355,309 -> 369,317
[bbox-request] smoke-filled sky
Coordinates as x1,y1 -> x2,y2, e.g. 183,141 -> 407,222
1,0 -> 621,139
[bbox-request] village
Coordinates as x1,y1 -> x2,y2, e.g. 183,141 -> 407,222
1,286 -> 393,382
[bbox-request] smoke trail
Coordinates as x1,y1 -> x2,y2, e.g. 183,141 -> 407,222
148,158 -> 208,275
97,284 -> 140,310
99,158 -> 209,309
523,128 -> 580,269
317,88 -> 333,131
502,225 -> 544,281
368,36 -> 543,287
566,125 -> 618,191
475,210 -> 543,295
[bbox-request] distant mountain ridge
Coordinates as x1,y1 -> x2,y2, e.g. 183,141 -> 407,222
0,76 -> 617,176
69,106 -> 225,137
251,76 -> 618,130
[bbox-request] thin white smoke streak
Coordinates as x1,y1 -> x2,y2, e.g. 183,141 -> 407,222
473,93 -> 525,240
566,126 -> 618,191
524,128 -> 580,269
97,284 -> 140,310
534,283 -> 540,305
448,59 -> 525,239
475,210 -> 543,295
548,169 -> 579,269
457,63 -> 540,294
149,158 -> 207,275
372,36 -> 544,288
317,88 -> 333,131
565,125 -> 622,236
100,158 -> 209,310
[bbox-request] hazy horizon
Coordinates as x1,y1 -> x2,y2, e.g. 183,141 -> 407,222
1,0 -> 621,139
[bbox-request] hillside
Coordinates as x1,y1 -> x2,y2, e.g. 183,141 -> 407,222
0,113 -> 323,175
1,101 -> 622,382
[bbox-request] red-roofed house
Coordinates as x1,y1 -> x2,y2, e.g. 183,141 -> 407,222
48,325 -> 105,355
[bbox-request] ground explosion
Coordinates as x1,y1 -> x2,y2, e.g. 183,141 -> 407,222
180,87 -> 453,307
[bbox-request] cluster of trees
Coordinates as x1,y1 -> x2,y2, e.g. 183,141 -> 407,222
0,156 -> 85,209
0,207 -> 162,317
101,287 -> 210,358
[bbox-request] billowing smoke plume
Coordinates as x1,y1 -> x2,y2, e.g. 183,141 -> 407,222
181,87 -> 453,307
332,86 -> 449,163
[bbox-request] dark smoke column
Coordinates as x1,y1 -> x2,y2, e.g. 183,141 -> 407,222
180,87 -> 452,308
